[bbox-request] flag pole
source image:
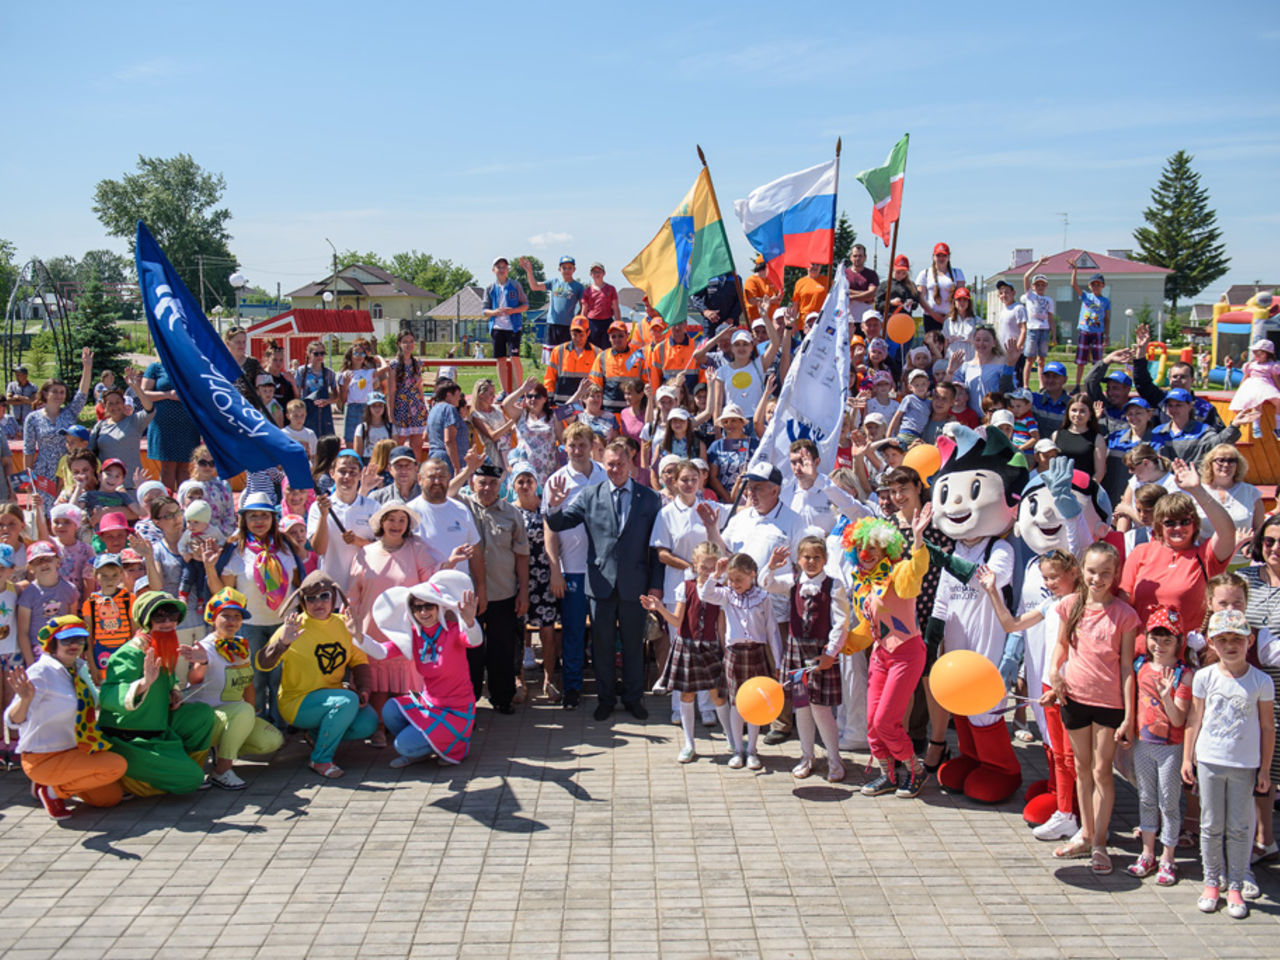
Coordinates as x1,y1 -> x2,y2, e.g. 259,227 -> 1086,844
830,137 -> 842,276
696,144 -> 750,330
882,219 -> 900,320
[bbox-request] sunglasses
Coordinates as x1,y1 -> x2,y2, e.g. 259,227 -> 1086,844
409,600 -> 439,612
311,351 -> 326,357
1212,458 -> 1236,467
1262,537 -> 1280,550
1162,517 -> 1193,529
304,591 -> 334,604
150,610 -> 181,622
197,458 -> 215,467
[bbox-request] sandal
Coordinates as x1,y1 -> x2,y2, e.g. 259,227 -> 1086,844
369,729 -> 387,749
1155,860 -> 1178,886
1126,853 -> 1157,878
1052,836 -> 1090,859
544,681 -> 562,704
1090,848 -> 1113,875
1177,829 -> 1197,849
309,761 -> 344,779
1012,720 -> 1034,743
923,739 -> 950,774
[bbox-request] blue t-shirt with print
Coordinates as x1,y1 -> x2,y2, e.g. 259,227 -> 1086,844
545,278 -> 585,327
708,436 -> 758,492
1077,292 -> 1109,334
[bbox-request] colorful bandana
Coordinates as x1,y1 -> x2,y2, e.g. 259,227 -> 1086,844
245,534 -> 287,612
213,635 -> 249,664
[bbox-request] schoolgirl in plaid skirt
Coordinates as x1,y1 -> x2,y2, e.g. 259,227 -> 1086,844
642,542 -> 733,764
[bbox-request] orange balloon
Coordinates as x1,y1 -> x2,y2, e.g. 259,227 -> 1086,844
928,650 -> 1007,716
842,620 -> 873,654
931,650 -> 1008,716
901,442 -> 942,481
886,312 -> 916,344
735,676 -> 785,726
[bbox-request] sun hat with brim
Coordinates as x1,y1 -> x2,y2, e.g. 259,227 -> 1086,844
1250,339 -> 1275,354
205,587 -> 252,625
372,570 -> 478,660
36,616 -> 90,652
134,590 -> 187,629
238,492 -> 279,514
98,512 -> 130,533
716,403 -> 748,424
369,501 -> 417,538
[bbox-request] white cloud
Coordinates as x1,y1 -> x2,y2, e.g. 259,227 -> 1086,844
528,231 -> 573,249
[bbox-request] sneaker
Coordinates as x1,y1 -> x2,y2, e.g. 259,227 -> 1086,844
745,753 -> 763,771
728,752 -> 746,770
895,766 -> 926,799
1032,811 -> 1080,841
389,754 -> 424,769
860,772 -> 896,797
1242,876 -> 1261,900
1253,841 -> 1279,864
208,768 -> 246,791
677,746 -> 696,764
762,729 -> 789,746
35,784 -> 71,821
791,758 -> 814,779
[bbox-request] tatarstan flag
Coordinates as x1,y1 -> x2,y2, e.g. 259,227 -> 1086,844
856,134 -> 909,246
624,167 -> 736,323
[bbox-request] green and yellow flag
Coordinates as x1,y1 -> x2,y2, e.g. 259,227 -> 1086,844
623,167 -> 735,323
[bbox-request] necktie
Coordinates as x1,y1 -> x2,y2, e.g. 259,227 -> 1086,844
613,486 -> 626,529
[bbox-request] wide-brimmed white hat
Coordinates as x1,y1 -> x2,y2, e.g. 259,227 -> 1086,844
372,570 -> 477,660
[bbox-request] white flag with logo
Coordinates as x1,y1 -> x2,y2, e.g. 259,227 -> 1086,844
750,269 -> 851,475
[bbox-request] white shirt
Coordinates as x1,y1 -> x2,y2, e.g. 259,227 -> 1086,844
283,425 -> 318,457
340,368 -> 377,405
943,316 -> 976,362
916,266 -> 966,317
930,538 -> 1014,727
781,474 -> 870,536
545,461 -> 606,575
306,492 -> 377,594
715,359 -> 766,415
722,500 -> 813,621
222,545 -> 298,626
4,655 -> 94,754
188,633 -> 254,707
406,495 -> 481,581
1191,664 -> 1274,768
698,579 -> 782,663
760,567 -> 850,658
866,396 -> 899,423
1194,481 -> 1261,545
995,303 -> 1027,348
1022,292 -> 1054,331
650,498 -> 727,605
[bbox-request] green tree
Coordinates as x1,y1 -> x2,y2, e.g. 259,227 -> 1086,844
70,273 -> 131,380
0,239 -> 16,321
337,249 -> 474,300
1132,150 -> 1231,318
93,153 -> 237,310
508,254 -> 546,309
833,211 -> 857,265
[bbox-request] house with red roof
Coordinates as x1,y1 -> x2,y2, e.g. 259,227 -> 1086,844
986,249 -> 1172,346
286,263 -> 441,340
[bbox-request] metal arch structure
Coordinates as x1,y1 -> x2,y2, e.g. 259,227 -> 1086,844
4,257 -> 77,382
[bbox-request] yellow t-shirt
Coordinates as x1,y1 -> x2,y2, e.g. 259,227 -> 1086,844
264,614 -> 367,724
791,275 -> 830,319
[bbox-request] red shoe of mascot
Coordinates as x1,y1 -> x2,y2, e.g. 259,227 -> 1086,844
925,425 -> 1028,804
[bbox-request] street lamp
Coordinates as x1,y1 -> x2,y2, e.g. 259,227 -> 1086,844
322,291 -> 334,309
229,272 -> 249,321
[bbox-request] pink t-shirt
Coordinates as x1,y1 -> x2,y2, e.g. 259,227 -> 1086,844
581,283 -> 618,320
1055,594 -> 1141,709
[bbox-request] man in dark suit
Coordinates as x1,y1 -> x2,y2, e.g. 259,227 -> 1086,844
546,439 -> 664,721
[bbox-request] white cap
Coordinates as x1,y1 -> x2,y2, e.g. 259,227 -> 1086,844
730,330 -> 753,344
990,409 -> 1016,428
751,316 -> 767,329
772,308 -> 789,322
907,368 -> 930,383
864,412 -> 887,426
1033,438 -> 1060,455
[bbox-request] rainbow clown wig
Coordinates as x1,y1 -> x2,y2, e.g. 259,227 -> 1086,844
841,517 -> 906,563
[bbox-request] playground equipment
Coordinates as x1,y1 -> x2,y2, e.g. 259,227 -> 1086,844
1207,293 -> 1278,387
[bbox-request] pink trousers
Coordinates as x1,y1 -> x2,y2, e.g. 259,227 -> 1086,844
866,637 -> 926,763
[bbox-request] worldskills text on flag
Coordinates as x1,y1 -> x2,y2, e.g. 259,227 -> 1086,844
134,221 -> 314,491
733,159 -> 837,290
750,269 -> 851,474
623,167 -> 736,324
856,134 -> 909,246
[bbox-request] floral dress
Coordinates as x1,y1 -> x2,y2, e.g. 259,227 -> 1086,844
517,504 -> 558,628
391,358 -> 429,436
512,414 -> 558,485
202,477 -> 236,538
23,391 -> 87,513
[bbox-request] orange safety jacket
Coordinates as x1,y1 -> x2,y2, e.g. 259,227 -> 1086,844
543,341 -> 599,405
647,335 -> 706,395
590,347 -> 648,413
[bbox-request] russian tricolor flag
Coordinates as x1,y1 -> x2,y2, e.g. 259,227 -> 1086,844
733,160 -> 837,290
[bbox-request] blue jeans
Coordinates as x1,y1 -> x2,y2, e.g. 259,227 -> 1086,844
291,689 -> 378,764
343,402 -> 365,445
382,701 -> 435,760
243,623 -> 282,727
560,573 -> 588,694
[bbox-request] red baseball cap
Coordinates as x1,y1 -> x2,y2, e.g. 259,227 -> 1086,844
933,242 -> 950,257
953,287 -> 972,301
1145,607 -> 1182,639
100,458 -> 126,474
893,255 -> 910,270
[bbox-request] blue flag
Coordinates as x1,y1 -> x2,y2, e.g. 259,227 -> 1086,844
134,221 -> 313,491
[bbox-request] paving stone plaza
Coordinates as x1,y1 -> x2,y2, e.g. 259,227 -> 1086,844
0,699 -> 1276,960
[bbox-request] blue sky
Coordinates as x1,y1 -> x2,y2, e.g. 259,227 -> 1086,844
3,1 -> 1277,306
